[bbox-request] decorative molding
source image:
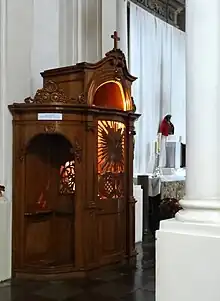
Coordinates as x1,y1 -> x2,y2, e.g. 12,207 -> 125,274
25,80 -> 70,104
24,80 -> 85,105
129,0 -> 185,30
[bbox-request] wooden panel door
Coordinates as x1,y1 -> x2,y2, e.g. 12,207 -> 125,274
96,120 -> 126,265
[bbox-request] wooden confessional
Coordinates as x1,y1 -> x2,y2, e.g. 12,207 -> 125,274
9,34 -> 140,278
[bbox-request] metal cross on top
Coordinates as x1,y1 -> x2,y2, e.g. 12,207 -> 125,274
111,31 -> 120,49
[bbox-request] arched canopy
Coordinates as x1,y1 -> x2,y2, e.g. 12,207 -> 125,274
93,80 -> 128,111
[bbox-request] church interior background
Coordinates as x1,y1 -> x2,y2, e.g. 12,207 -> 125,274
4,0 -> 214,301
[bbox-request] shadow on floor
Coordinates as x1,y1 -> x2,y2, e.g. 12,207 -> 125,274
0,235 -> 155,301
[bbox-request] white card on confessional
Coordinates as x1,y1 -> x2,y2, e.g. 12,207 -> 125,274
37,113 -> 63,121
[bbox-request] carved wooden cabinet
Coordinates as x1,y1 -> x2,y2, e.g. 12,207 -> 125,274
9,47 -> 140,278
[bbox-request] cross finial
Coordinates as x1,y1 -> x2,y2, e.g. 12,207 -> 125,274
111,31 -> 120,49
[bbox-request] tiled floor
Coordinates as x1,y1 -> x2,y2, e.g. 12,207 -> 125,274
0,236 -> 155,301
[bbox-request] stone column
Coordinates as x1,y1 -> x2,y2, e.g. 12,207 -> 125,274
0,0 -> 6,184
175,0 -> 220,224
116,0 -> 128,59
156,1 -> 220,301
101,0 -> 117,56
59,0 -> 102,65
0,0 -> 13,282
31,0 -> 60,92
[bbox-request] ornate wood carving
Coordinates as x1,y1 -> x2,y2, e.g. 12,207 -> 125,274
77,93 -> 86,104
74,139 -> 82,163
24,81 -> 87,105
24,80 -> 71,104
44,124 -> 56,133
107,50 -> 126,69
128,123 -> 136,160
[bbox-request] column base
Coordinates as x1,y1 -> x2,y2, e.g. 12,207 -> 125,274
156,218 -> 220,301
176,198 -> 220,223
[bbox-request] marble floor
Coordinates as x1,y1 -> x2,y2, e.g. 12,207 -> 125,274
0,236 -> 155,301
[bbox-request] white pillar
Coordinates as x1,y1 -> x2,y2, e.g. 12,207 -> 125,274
116,0 -> 128,59
0,0 -> 6,184
31,0 -> 60,93
156,1 -> 220,301
0,0 -> 15,282
175,0 -> 220,224
101,0 -> 117,56
59,0 -> 102,65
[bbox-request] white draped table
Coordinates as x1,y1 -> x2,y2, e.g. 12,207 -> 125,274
148,168 -> 186,200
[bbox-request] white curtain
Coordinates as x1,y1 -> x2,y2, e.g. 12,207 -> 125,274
129,2 -> 186,175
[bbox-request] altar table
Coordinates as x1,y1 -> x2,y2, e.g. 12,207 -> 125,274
148,174 -> 185,200
136,169 -> 186,235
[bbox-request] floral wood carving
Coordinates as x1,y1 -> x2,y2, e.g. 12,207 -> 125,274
74,139 -> 82,163
44,124 -> 56,133
0,185 -> 5,197
77,93 -> 86,104
24,81 -> 88,105
24,80 -> 72,104
106,49 -> 126,68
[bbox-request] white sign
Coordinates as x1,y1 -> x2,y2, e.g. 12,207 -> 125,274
38,113 -> 63,121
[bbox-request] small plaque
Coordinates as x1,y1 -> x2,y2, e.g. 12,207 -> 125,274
38,113 -> 63,121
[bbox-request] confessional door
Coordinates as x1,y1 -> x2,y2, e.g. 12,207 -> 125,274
96,120 -> 126,265
23,134 -> 75,269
